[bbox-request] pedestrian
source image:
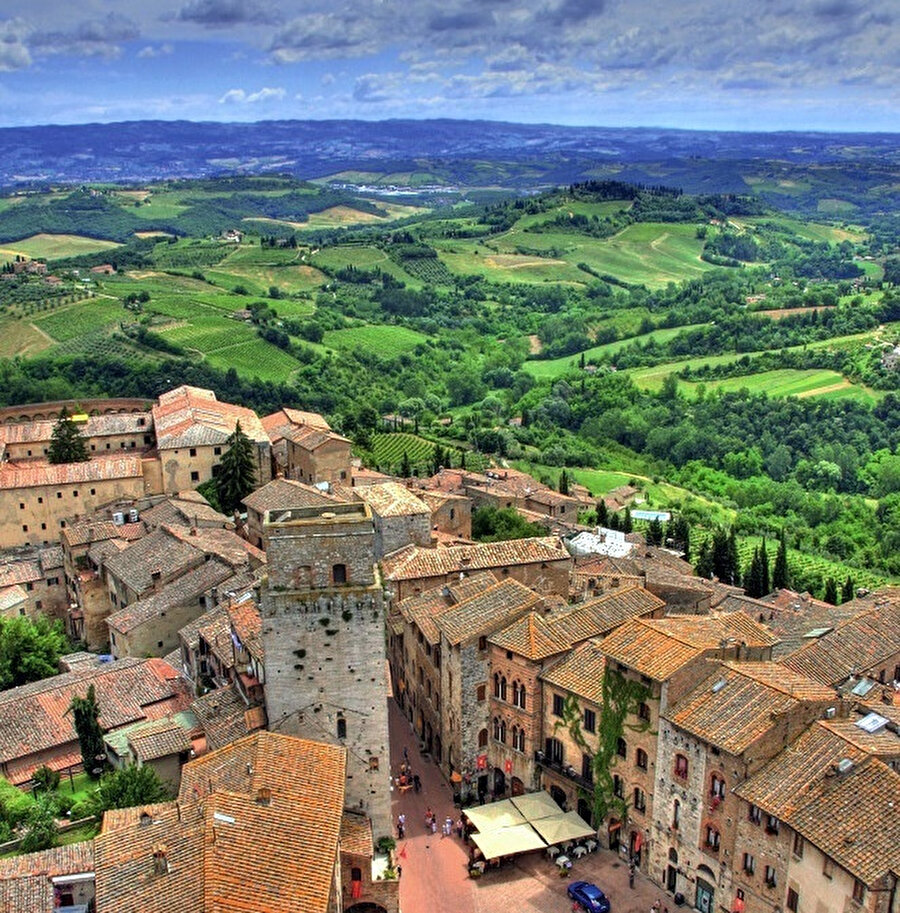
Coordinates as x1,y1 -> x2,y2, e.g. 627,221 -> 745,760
443,816 -> 453,838
397,820 -> 404,839
425,807 -> 433,828
413,773 -> 421,793
456,816 -> 464,839
403,746 -> 409,763
629,860 -> 635,889
430,817 -> 437,835
397,865 -> 402,880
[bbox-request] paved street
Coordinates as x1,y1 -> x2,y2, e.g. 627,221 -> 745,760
389,699 -> 671,913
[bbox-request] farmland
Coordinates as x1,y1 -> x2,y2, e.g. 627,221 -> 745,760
0,233 -> 121,260
322,325 -> 428,356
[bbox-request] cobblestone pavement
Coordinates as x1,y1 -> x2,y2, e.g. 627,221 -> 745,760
389,699 -> 671,913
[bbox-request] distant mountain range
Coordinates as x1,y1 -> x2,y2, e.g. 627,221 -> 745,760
1,118 -> 899,198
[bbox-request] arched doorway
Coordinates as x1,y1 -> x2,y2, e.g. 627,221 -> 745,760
493,768 -> 506,796
511,777 -> 525,796
577,798 -> 593,826
549,784 -> 567,809
346,905 -> 388,913
667,848 -> 678,892
607,819 -> 621,850
696,864 -> 716,913
629,830 -> 643,865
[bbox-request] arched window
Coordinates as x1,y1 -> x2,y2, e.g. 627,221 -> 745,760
616,737 -> 627,759
500,676 -> 507,701
672,799 -> 681,830
493,672 -> 501,698
638,702 -> 651,722
493,717 -> 501,741
705,824 -> 721,851
513,726 -> 525,752
674,753 -> 689,779
337,716 -> 347,739
710,774 -> 726,800
516,682 -> 526,709
613,774 -> 624,799
633,787 -> 646,813
499,719 -> 507,743
636,748 -> 648,770
478,728 -> 488,748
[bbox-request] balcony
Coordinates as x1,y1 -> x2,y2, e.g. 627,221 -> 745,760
534,751 -> 594,791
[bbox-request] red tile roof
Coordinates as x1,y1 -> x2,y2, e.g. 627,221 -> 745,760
0,455 -> 143,490
153,385 -> 268,448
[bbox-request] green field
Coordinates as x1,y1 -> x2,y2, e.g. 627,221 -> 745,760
523,324 -> 710,379
370,432 -> 437,473
33,298 -> 127,341
0,319 -> 54,357
322,325 -> 428,356
0,233 -> 121,260
677,368 -> 883,404
310,245 -> 421,287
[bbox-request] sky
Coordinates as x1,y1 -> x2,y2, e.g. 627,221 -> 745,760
0,0 -> 897,131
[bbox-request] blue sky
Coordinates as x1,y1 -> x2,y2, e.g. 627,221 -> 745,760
0,0 -> 897,130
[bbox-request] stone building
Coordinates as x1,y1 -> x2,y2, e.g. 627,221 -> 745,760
382,536 -> 572,603
354,482 -> 432,559
0,547 -> 66,621
260,502 -> 392,840
419,489 -> 472,541
261,406 -> 332,477
651,662 -> 838,913
0,411 -> 153,461
242,476 -> 343,549
283,424 -> 353,486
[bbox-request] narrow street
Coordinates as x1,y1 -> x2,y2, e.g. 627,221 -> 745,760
389,699 -> 670,913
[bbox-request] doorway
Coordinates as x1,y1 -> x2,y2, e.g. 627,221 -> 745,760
667,847 -> 678,892
696,878 -> 715,913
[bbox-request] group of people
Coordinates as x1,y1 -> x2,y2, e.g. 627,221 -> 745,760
416,808 -> 464,839
394,758 -> 421,793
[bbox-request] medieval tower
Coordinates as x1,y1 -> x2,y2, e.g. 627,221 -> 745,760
260,502 -> 392,839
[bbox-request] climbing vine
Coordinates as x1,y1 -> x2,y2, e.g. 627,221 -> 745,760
554,668 -> 651,827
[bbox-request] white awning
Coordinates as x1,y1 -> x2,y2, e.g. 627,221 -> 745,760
471,823 -> 547,860
530,810 -> 596,845
464,800 -> 526,832
511,790 -> 564,822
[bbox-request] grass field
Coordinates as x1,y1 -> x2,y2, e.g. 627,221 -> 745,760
0,233 -> 121,260
0,319 -> 54,357
435,241 -> 588,285
322,325 -> 428,356
310,245 -> 421,287
676,368 -> 883,404
33,298 -> 126,341
523,324 -> 710,379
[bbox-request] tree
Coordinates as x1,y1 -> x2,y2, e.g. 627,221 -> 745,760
31,765 -> 61,794
744,547 -> 765,598
622,507 -> 633,533
85,764 -> 170,817
0,615 -> 69,690
841,575 -> 856,603
215,421 -> 257,514
772,530 -> 790,590
646,518 -> 663,547
596,499 -> 609,527
667,515 -> 691,560
823,577 -> 838,605
47,408 -> 89,464
400,450 -> 412,478
558,469 -> 570,496
759,538 -> 770,596
19,796 -> 58,853
472,507 -> 546,543
69,686 -> 105,779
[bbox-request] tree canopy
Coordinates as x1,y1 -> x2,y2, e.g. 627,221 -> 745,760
47,407 -> 89,464
0,615 -> 69,691
84,763 -> 170,817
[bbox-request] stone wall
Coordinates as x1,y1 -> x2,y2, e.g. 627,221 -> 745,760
376,513 -> 431,560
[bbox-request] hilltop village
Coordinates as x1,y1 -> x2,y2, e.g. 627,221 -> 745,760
0,386 -> 898,913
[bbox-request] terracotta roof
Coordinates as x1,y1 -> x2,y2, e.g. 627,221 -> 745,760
128,718 -> 193,761
0,455 -> 143,490
341,810 -> 373,857
39,546 -> 63,571
227,592 -> 263,658
153,385 -> 268,448
191,686 -> 255,751
668,662 -> 836,755
737,723 -> 900,885
61,519 -> 122,548
382,536 -> 569,581
0,841 -> 95,880
435,578 -> 541,645
783,596 -> 900,685
161,524 -> 266,568
819,716 -> 900,759
0,558 -> 42,588
0,657 -> 189,767
551,586 -> 664,644
179,605 -> 227,652
356,482 -> 430,517
198,608 -> 234,667
541,640 -> 607,703
106,559 -> 235,635
489,611 -> 571,660
418,489 -> 470,510
101,528 -> 202,595
242,477 -> 341,513
261,407 -> 330,439
140,494 -> 232,530
598,612 -> 779,682
0,584 -> 28,613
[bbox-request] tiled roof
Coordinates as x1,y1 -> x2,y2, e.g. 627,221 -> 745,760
261,408 -> 330,445
61,519 -> 121,547
0,584 -> 28,613
227,592 -> 263,658
541,640 -> 607,703
0,455 -> 143,490
198,608 -> 234,667
140,494 -> 232,530
668,662 -> 836,755
179,605 -> 228,652
382,536 -> 569,581
191,685 -> 255,751
153,385 -> 268,448
39,546 -> 63,570
0,841 -> 95,880
128,718 -> 193,761
283,423 -> 351,451
736,723 -> 900,885
819,716 -> 900,759
341,810 -> 373,857
161,524 -> 266,568
101,528 -> 202,595
242,477 -> 341,513
0,558 -> 41,588
435,578 -> 541,645
598,612 -> 779,682
106,559 -> 234,634
783,596 -> 900,685
489,611 -> 571,660
418,489 -> 470,510
551,586 -> 664,644
0,414 -> 147,446
356,482 -> 430,517
0,657 -> 189,765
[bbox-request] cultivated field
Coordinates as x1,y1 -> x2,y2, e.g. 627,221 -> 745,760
322,325 -> 428,356
0,233 -> 121,260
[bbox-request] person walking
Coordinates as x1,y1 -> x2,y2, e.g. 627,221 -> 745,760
396,865 -> 402,880
443,816 -> 453,838
430,817 -> 437,835
413,773 -> 421,793
629,860 -> 636,889
455,816 -> 464,839
397,813 -> 406,839
425,807 -> 433,829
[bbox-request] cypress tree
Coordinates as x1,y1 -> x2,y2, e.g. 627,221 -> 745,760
559,469 -> 570,496
622,507 -> 633,533
400,450 -> 411,478
596,499 -> 609,527
70,685 -> 105,778
772,530 -> 789,590
48,408 -> 89,464
841,576 -> 855,603
759,538 -> 770,596
696,536 -> 714,579
215,421 -> 257,514
744,548 -> 763,598
824,577 -> 838,605
727,527 -> 740,586
646,518 -> 663,547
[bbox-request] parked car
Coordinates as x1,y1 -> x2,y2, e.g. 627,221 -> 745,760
567,881 -> 611,913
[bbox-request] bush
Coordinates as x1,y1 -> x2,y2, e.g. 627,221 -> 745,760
32,765 -> 61,794
0,777 -> 35,828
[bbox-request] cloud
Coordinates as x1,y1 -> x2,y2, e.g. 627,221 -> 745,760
269,13 -> 378,62
174,0 -> 282,28
28,13 -> 139,59
218,86 -> 286,104
0,19 -> 31,71
137,43 -> 173,59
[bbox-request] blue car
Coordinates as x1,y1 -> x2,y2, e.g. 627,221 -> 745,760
567,881 -> 611,913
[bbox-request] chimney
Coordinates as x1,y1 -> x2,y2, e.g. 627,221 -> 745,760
256,787 -> 272,806
151,569 -> 161,582
152,845 -> 169,875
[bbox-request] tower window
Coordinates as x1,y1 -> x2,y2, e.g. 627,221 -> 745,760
337,717 -> 347,739
332,564 -> 347,584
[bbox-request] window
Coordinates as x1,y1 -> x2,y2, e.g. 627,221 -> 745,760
705,826 -> 720,851
672,799 -> 680,830
18,502 -> 24,510
613,774 -> 624,799
792,833 -> 804,858
764,866 -> 776,888
582,753 -> 593,782
710,774 -> 726,800
493,718 -> 506,743
25,582 -> 33,592
35,600 -> 42,610
37,497 -> 42,504
765,815 -> 779,835
513,681 -> 526,709
616,737 -> 627,759
638,702 -> 651,722
332,564 -> 347,584
674,754 -> 689,779
189,448 -> 197,457
72,490 -> 78,497
21,525 -> 28,533
214,446 -> 222,455
633,788 -> 646,813
478,728 -> 488,748
636,748 -> 648,770
552,693 -> 565,717
494,674 -> 508,701
749,804 -> 762,824
545,737 -> 563,764
190,471 -> 200,482
743,853 -> 755,875
351,866 -> 362,882
57,492 -> 62,499
478,636 -> 487,651
476,684 -> 486,702
513,727 -> 525,752
90,488 -> 95,495
583,708 -> 596,733
823,858 -> 834,879
853,880 -> 866,904
786,889 -> 799,912
46,577 -> 59,586
449,508 -> 455,520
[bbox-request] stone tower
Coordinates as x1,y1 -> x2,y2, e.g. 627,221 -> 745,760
260,503 -> 392,840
